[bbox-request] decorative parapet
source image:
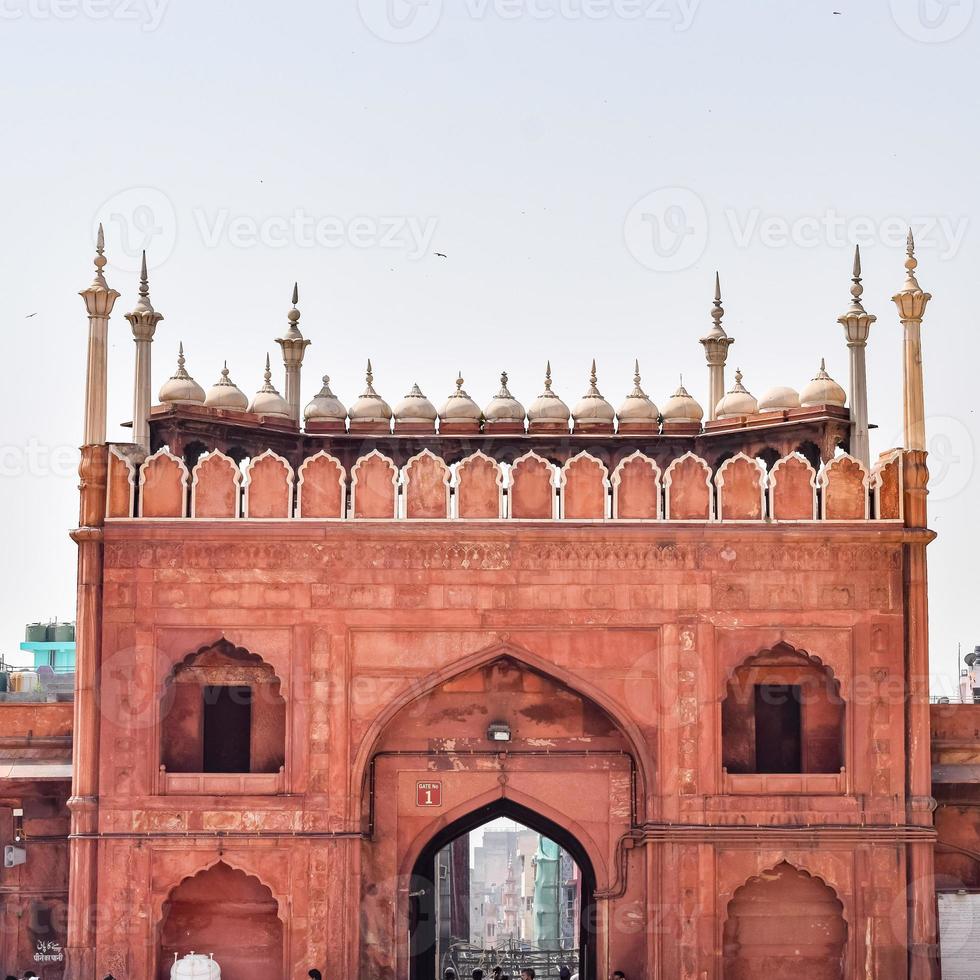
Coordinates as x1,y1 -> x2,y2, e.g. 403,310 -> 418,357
108,447 -> 910,524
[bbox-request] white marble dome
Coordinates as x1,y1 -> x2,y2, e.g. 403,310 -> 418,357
394,383 -> 438,424
758,384 -> 801,412
571,361 -> 615,425
617,361 -> 659,423
715,369 -> 758,419
304,375 -> 347,423
800,359 -> 847,408
483,372 -> 526,424
247,355 -> 291,418
348,360 -> 393,425
527,363 -> 570,426
159,344 -> 206,406
204,362 -> 248,411
440,374 -> 482,423
661,380 -> 704,423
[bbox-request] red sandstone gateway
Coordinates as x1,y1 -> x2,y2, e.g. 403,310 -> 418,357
59,232 -> 942,978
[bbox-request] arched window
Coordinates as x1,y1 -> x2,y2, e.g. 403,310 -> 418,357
160,640 -> 286,794
722,644 -> 844,778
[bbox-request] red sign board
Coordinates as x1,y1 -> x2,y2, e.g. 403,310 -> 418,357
416,781 -> 442,807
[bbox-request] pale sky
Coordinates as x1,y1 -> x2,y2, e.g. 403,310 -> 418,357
0,1 -> 976,694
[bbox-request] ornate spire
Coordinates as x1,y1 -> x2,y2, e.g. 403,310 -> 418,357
893,228 -> 931,454
259,353 -> 277,392
581,359 -> 603,399
701,272 -> 734,420
572,359 -> 614,427
629,359 -> 646,397
282,281 -> 303,339
276,281 -> 310,422
360,359 -> 382,398
173,342 -> 189,379
537,361 -> 561,400
497,371 -> 513,397
892,229 -> 932,321
80,222 -> 121,314
447,371 -> 470,399
708,271 -> 727,338
838,245 -> 875,467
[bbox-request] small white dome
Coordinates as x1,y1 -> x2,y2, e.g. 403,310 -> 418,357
247,354 -> 291,418
304,375 -> 347,422
800,359 -> 847,408
527,363 -> 570,425
617,360 -> 659,423
394,383 -> 437,424
715,369 -> 758,419
758,384 -> 801,412
204,362 -> 248,411
159,343 -> 206,405
572,361 -> 615,425
661,380 -> 704,423
349,360 -> 393,424
440,374 -> 481,422
484,372 -> 526,424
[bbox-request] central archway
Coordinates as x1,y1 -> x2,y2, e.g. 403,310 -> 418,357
409,799 -> 597,980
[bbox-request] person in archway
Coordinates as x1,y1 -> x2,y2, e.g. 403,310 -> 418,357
308,971 -> 322,980
444,970 -> 457,980
471,971 -> 484,980
520,970 -> 535,980
491,968 -> 503,980
610,972 -> 627,980
558,969 -> 572,980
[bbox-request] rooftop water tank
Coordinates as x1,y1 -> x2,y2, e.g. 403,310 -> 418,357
171,953 -> 220,979
25,623 -> 46,643
50,622 -> 75,643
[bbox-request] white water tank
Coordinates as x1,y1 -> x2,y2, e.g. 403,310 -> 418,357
171,952 -> 221,979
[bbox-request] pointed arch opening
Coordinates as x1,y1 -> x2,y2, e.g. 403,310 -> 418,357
409,799 -> 597,980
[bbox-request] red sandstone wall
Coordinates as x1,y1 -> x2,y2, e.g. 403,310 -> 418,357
92,521 -> 912,979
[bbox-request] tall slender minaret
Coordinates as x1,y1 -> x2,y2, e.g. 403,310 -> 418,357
124,251 -> 164,451
837,245 -> 876,467
892,231 -> 932,451
276,282 -> 311,423
700,272 -> 734,420
79,224 -> 121,445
